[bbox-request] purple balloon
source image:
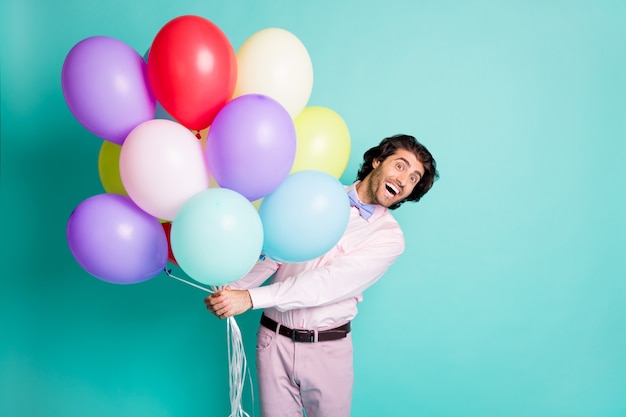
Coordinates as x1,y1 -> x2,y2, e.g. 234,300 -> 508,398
67,194 -> 168,284
206,94 -> 296,201
62,36 -> 156,145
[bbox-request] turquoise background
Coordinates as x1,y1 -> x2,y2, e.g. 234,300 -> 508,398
2,1 -> 625,416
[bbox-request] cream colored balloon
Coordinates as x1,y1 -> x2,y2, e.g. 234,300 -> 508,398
234,28 -> 313,118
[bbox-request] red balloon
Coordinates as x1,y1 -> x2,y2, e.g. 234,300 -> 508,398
148,15 -> 237,130
161,222 -> 178,266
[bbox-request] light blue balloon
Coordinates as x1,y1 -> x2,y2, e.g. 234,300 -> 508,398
259,170 -> 350,263
170,188 -> 263,286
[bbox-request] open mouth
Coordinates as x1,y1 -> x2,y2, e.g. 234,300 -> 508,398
385,183 -> 399,196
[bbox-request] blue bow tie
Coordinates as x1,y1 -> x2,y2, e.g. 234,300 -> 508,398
347,189 -> 376,220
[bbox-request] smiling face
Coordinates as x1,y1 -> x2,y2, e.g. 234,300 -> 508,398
356,148 -> 425,208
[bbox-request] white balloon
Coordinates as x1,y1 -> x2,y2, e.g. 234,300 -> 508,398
120,119 -> 210,221
234,28 -> 314,118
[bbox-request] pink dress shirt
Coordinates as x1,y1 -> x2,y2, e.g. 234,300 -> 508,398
230,183 -> 405,330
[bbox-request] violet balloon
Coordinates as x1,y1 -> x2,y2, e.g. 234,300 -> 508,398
206,94 -> 296,201
62,36 -> 156,145
66,194 -> 168,284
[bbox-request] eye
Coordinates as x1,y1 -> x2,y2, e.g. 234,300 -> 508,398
410,175 -> 418,184
396,163 -> 404,170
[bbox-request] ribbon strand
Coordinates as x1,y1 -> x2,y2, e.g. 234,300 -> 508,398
163,268 -> 214,293
163,268 -> 254,416
227,317 -> 252,417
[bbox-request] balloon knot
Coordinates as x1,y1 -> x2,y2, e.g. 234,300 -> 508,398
195,130 -> 202,140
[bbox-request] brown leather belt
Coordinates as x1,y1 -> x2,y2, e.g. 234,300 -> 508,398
260,314 -> 351,343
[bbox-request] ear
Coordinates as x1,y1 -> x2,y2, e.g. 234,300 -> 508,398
372,158 -> 381,168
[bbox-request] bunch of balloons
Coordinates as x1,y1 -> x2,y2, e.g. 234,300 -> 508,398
63,15 -> 352,287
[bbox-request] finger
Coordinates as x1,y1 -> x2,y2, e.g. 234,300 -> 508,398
219,298 -> 236,317
207,294 -> 226,306
216,306 -> 230,319
210,299 -> 225,312
205,295 -> 219,308
206,296 -> 228,312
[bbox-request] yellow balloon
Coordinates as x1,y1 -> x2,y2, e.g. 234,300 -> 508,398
98,141 -> 127,195
291,106 -> 351,178
252,198 -> 263,211
209,174 -> 220,189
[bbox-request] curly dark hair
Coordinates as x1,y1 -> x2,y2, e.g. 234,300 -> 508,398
356,134 -> 439,209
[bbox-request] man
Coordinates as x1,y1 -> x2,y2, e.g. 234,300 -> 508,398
205,134 -> 438,417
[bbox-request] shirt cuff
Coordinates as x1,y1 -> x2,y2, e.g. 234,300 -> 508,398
248,285 -> 275,310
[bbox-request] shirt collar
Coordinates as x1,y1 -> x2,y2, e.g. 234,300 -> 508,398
346,182 -> 386,222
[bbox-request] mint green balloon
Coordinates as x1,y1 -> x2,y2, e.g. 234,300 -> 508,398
170,188 -> 263,286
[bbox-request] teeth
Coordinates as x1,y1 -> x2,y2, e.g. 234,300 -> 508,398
386,183 -> 399,195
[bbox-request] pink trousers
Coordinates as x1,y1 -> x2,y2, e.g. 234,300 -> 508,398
256,324 -> 354,417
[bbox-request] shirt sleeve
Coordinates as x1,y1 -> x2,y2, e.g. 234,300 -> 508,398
227,256 -> 280,291
248,227 -> 405,311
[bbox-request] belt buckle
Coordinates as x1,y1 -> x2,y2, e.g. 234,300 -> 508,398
292,329 -> 315,343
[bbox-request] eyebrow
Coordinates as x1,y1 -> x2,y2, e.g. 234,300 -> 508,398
395,157 -> 423,179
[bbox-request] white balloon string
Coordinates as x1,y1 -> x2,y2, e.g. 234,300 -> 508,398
227,316 -> 252,417
163,269 -> 253,416
163,268 -> 214,293
246,359 -> 255,417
